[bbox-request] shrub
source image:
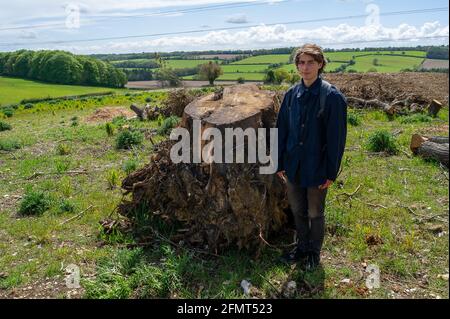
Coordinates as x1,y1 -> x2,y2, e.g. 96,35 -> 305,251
115,130 -> 143,149
24,103 -> 34,109
19,190 -> 52,216
237,77 -> 245,84
59,200 -> 76,214
367,130 -> 399,154
2,108 -> 14,118
347,113 -> 361,126
0,139 -> 21,151
0,121 -> 12,131
157,116 -> 180,135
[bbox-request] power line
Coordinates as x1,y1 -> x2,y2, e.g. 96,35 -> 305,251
0,0 -> 287,32
0,7 -> 448,47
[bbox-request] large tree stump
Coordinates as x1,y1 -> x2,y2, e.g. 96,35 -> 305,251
119,84 -> 289,253
410,134 -> 449,167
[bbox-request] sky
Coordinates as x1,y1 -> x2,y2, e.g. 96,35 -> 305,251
0,0 -> 448,54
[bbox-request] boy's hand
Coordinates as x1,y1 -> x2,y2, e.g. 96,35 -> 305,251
277,171 -> 286,182
318,179 -> 333,190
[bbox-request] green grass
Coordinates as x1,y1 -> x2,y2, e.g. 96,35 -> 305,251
231,54 -> 290,64
279,62 -> 344,73
350,55 -> 425,72
164,60 -> 215,69
0,76 -> 125,105
324,50 -> 426,62
217,73 -> 266,81
0,89 -> 448,299
221,64 -> 270,73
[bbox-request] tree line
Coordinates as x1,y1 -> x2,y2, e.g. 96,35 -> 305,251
0,50 -> 127,88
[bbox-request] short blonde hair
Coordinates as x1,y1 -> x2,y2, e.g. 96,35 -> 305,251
294,43 -> 327,74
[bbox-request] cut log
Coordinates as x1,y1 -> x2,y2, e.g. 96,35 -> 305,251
120,84 -> 289,253
410,134 -> 449,167
130,103 -> 149,120
428,99 -> 443,117
346,96 -> 427,115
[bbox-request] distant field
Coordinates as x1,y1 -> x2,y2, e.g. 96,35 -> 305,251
221,64 -> 269,73
420,59 -> 449,70
164,60 -> 215,69
348,55 -> 425,72
231,54 -> 290,64
0,77 -> 124,105
325,50 -> 426,62
217,73 -> 265,81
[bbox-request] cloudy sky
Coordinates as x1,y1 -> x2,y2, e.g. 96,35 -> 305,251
0,0 -> 448,54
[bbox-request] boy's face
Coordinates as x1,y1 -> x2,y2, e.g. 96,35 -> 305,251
296,53 -> 322,82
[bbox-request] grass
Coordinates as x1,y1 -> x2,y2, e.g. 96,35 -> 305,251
0,76 -> 125,105
350,55 -> 425,73
231,54 -> 290,65
164,60 -> 215,69
0,88 -> 448,299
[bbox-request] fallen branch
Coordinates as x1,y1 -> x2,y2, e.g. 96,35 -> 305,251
60,205 -> 94,225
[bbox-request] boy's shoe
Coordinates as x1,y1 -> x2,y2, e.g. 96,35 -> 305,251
279,247 -> 308,264
305,252 -> 321,271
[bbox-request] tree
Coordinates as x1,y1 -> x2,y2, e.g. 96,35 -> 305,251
263,70 -> 276,84
372,58 -> 379,66
199,61 -> 223,85
156,68 -> 181,87
273,69 -> 290,84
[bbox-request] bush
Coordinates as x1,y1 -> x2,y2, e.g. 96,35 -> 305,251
24,103 -> 34,109
347,113 -> 361,126
19,190 -> 52,216
0,139 -> 21,151
157,116 -> 180,136
237,77 -> 245,84
145,97 -> 152,103
2,108 -> 14,118
0,121 -> 12,131
59,200 -> 76,214
367,130 -> 399,154
115,130 -> 143,149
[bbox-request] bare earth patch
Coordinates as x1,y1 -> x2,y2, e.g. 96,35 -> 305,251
85,106 -> 136,123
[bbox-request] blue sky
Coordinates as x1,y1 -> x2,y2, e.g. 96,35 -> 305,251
0,0 -> 448,54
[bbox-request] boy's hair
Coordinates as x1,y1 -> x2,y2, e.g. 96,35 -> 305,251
294,43 -> 327,74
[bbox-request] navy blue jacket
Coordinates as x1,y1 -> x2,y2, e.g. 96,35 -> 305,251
276,77 -> 347,187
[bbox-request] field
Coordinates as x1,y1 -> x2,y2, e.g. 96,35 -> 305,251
0,77 -> 124,106
0,73 -> 448,299
348,55 -> 425,72
231,54 -> 291,65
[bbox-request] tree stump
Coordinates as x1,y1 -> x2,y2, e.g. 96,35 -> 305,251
119,84 -> 289,253
428,99 -> 443,117
410,134 -> 449,167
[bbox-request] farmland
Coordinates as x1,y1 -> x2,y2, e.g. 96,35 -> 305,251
0,77 -> 125,106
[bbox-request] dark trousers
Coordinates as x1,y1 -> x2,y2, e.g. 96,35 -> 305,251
286,179 -> 328,255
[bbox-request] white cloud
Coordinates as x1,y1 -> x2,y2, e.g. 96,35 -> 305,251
53,21 -> 449,53
226,14 -> 249,24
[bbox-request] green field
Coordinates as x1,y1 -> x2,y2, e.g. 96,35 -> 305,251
325,50 -> 426,62
221,64 -> 270,73
0,88 -> 448,299
0,77 -> 124,106
231,54 -> 290,64
218,73 -> 266,81
349,55 -> 425,72
164,59 -> 215,69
